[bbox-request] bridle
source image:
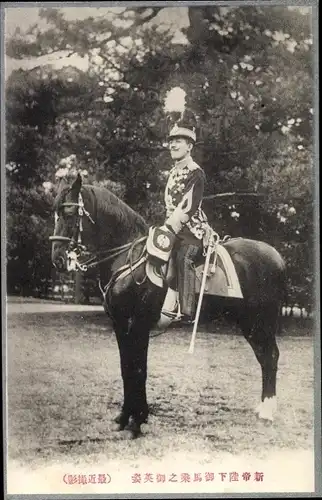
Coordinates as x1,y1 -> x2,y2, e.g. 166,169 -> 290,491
49,190 -> 148,282
49,191 -> 96,271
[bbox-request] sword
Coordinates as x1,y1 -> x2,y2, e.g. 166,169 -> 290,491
188,238 -> 215,355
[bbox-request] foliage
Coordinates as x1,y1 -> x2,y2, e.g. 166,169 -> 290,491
5,6 -> 315,308
6,179 -> 55,295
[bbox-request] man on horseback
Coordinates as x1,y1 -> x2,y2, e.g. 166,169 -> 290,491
158,108 -> 211,325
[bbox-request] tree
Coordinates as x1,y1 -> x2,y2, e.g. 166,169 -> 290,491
5,66 -> 101,295
6,6 -> 313,203
6,178 -> 54,295
5,6 -> 315,308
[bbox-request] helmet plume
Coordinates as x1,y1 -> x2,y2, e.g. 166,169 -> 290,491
164,87 -> 186,121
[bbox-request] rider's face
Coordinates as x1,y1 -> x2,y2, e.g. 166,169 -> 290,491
169,137 -> 192,161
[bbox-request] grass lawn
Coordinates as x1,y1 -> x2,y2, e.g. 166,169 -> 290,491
5,309 -> 316,494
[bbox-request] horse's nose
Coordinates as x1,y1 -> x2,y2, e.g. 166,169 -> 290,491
53,255 -> 65,271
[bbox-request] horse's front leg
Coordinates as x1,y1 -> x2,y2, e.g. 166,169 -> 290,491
124,317 -> 150,438
113,317 -> 150,438
112,318 -> 131,431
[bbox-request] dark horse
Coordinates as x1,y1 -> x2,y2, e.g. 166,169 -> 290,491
50,173 -> 287,438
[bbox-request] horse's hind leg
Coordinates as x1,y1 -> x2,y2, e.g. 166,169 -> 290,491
240,305 -> 280,422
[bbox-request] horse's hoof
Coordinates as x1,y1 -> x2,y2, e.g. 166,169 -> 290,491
111,422 -> 126,432
258,412 -> 274,423
256,411 -> 274,422
124,417 -> 143,438
120,427 -> 142,440
130,428 -> 142,439
255,397 -> 277,422
132,429 -> 143,439
260,418 -> 274,427
113,412 -> 129,427
113,413 -> 122,424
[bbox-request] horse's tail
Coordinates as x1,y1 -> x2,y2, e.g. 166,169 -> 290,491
282,269 -> 289,309
278,258 -> 288,335
281,258 -> 288,307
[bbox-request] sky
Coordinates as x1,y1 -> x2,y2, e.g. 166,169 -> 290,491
4,6 -> 129,36
4,6 -> 190,79
4,5 -> 311,80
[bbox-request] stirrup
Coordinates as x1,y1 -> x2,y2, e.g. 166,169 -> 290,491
172,313 -> 195,324
162,310 -> 181,321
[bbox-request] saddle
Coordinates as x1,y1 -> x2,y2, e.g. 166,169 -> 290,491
146,226 -> 243,329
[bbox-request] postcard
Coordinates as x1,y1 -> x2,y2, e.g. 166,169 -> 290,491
3,2 -> 320,498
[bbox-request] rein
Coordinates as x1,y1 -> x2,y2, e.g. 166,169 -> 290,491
79,236 -> 148,274
50,190 -> 149,292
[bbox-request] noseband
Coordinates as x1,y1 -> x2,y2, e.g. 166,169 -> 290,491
49,192 -> 96,270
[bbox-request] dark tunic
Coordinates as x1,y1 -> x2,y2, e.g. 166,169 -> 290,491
164,155 -> 210,245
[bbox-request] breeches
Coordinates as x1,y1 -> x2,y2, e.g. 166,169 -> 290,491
175,240 -> 203,317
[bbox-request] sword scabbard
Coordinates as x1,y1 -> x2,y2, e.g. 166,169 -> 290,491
188,242 -> 214,354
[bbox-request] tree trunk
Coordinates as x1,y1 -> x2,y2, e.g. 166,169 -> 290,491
74,271 -> 82,304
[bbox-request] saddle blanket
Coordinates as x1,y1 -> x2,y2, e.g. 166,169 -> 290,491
146,243 -> 243,300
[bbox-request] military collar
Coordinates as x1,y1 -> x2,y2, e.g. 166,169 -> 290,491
174,155 -> 192,171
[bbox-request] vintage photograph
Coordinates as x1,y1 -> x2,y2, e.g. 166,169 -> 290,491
3,2 -> 320,497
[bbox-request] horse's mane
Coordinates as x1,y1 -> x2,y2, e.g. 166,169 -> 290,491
86,184 -> 148,237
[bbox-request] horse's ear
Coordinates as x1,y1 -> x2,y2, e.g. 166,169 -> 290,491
71,172 -> 82,194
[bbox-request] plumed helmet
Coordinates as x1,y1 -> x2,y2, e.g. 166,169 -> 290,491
163,87 -> 198,143
168,109 -> 197,142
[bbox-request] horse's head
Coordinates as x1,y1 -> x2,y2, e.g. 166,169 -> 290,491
50,173 -> 95,272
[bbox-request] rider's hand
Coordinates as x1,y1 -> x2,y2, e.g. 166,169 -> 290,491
159,224 -> 176,235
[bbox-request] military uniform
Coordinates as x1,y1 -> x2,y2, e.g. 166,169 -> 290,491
164,155 -> 209,243
161,118 -> 211,322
